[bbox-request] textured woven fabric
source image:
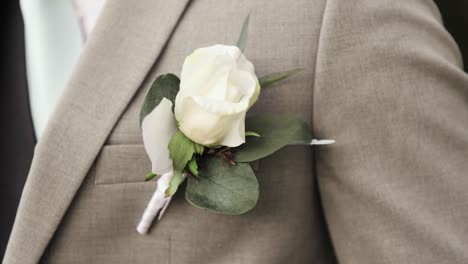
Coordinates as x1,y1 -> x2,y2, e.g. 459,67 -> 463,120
314,0 -> 468,263
4,0 -> 468,263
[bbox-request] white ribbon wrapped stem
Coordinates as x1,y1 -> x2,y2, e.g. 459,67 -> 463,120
136,171 -> 187,235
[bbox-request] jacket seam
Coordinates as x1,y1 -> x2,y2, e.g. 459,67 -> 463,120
311,0 -> 329,131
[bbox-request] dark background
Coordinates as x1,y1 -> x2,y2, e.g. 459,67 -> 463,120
0,0 -> 36,260
434,0 -> 468,67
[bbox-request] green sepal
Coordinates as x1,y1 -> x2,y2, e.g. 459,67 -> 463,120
166,130 -> 196,195
258,68 -> 304,89
234,115 -> 313,162
166,170 -> 184,196
145,172 -> 157,182
186,157 -> 259,215
236,14 -> 250,52
245,131 -> 261,137
194,143 -> 205,155
139,73 -> 180,126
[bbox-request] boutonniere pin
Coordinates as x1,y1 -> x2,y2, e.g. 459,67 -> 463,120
136,15 -> 334,234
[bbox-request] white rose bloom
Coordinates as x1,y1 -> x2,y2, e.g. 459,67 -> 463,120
175,45 -> 260,147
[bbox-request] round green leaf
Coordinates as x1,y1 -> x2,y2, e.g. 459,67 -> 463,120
185,157 -> 259,215
139,73 -> 180,125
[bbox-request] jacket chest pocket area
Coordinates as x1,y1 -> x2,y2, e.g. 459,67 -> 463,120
93,144 -> 151,185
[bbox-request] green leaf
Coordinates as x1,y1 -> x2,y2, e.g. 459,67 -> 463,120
145,172 -> 157,182
233,115 -> 312,162
236,14 -> 250,52
194,143 -> 205,155
258,68 -> 304,89
139,73 -> 180,125
166,130 -> 196,195
188,157 -> 199,176
245,131 -> 261,137
168,130 -> 195,172
288,121 -> 314,145
186,157 -> 259,215
166,170 -> 184,196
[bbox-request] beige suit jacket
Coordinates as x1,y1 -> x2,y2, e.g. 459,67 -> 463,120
4,0 -> 468,263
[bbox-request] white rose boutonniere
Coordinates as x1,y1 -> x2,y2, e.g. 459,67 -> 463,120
176,45 -> 260,147
136,15 -> 334,235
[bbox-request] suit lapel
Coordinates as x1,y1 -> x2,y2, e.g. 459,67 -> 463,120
3,0 -> 191,263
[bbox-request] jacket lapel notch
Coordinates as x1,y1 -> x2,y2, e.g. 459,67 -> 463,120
4,0 -> 191,263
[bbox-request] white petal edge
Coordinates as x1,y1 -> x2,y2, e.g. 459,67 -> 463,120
141,98 -> 178,175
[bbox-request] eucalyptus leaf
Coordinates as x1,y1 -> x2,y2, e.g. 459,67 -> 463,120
139,73 -> 180,125
186,157 -> 259,215
234,115 -> 313,162
166,130 -> 196,195
236,14 -> 250,52
288,121 -> 313,144
258,68 -> 303,89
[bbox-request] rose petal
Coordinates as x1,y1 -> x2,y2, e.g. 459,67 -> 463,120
178,96 -> 246,147
141,98 -> 178,175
